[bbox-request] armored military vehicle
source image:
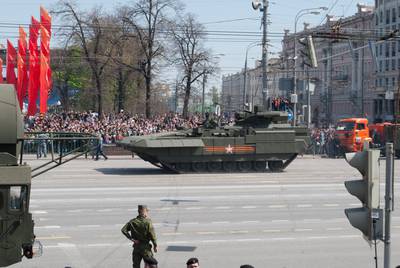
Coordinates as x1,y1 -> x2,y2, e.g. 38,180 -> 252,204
0,85 -> 35,267
118,109 -> 310,173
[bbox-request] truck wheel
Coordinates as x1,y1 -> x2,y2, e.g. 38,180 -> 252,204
268,160 -> 284,172
222,161 -> 236,172
192,162 -> 206,172
253,161 -> 267,172
238,161 -> 252,172
207,161 -> 222,172
176,162 -> 191,172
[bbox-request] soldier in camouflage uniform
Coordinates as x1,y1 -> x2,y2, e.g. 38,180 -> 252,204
122,205 -> 158,268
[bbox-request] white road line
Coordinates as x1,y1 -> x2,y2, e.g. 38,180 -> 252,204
96,209 -> 114,212
272,220 -> 289,223
297,204 -> 312,208
32,210 -> 48,214
242,206 -> 257,209
271,237 -> 296,241
197,231 -> 218,235
307,236 -> 330,240
162,233 -> 183,236
295,228 -> 313,232
263,229 -> 281,233
323,204 -> 339,207
87,243 -> 112,247
36,225 -> 61,229
183,222 -> 199,225
230,230 -> 249,234
269,205 -> 288,208
212,221 -> 230,224
349,203 -> 360,206
214,206 -> 231,209
303,219 -> 321,222
67,209 -> 85,213
326,227 -> 344,231
185,207 -> 203,210
240,221 -> 260,224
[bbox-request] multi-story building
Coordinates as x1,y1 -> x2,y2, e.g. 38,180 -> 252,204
282,4 -> 376,126
221,58 -> 286,113
374,0 -> 399,121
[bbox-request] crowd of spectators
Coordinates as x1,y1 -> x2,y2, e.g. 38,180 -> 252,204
271,97 -> 291,112
25,112 -> 202,144
310,127 -> 343,158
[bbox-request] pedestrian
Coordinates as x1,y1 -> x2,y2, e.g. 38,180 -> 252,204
95,133 -> 108,160
121,205 -> 158,268
143,255 -> 158,268
186,257 -> 199,268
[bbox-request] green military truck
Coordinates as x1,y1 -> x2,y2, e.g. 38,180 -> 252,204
118,110 -> 310,173
0,85 -> 35,267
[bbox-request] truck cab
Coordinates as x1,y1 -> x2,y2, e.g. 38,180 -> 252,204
335,118 -> 370,152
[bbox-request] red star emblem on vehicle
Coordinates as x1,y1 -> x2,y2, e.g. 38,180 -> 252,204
225,144 -> 233,154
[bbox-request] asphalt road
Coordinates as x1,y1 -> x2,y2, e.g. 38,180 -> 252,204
11,155 -> 400,268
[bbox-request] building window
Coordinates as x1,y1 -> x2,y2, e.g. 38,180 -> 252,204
393,43 -> 396,56
393,8 -> 397,23
386,59 -> 389,71
392,59 -> 396,70
380,60 -> 383,72
386,9 -> 390,24
385,43 -> 390,57
393,77 -> 396,86
380,43 -> 383,56
386,78 -> 389,89
380,11 -> 383,23
398,40 -> 400,52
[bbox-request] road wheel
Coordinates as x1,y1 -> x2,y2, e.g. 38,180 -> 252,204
237,161 -> 252,172
222,161 -> 236,172
268,160 -> 284,172
207,161 -> 222,172
253,161 -> 266,172
176,162 -> 191,172
192,162 -> 206,172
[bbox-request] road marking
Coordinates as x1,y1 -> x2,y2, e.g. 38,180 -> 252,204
272,220 -> 289,223
295,228 -> 313,232
185,207 -> 203,210
36,225 -> 61,229
78,225 -> 101,228
230,230 -> 249,234
303,219 -> 321,222
197,231 -> 218,235
263,229 -> 281,233
323,204 -> 339,207
32,210 -> 48,214
162,232 -> 183,236
297,204 -> 312,208
307,236 -> 330,240
242,206 -> 257,209
215,206 -> 231,209
96,209 -> 114,212
326,227 -> 344,231
269,205 -> 288,208
240,221 -> 260,224
349,203 -> 360,206
212,221 -> 230,224
36,236 -> 71,240
87,243 -> 113,247
183,222 -> 199,225
67,209 -> 85,213
271,237 -> 296,241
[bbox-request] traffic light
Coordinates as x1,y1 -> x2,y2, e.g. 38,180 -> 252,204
298,35 -> 318,68
344,149 -> 383,241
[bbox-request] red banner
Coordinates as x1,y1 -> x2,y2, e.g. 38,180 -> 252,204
27,16 -> 41,116
6,40 -> 17,87
17,27 -> 28,109
40,6 -> 51,35
39,51 -> 50,114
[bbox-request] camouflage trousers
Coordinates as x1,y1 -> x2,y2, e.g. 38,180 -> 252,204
132,249 -> 153,268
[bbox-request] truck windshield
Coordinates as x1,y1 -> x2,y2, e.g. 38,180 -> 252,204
336,122 -> 355,131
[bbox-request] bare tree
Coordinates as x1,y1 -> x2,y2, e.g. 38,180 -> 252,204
120,0 -> 180,118
53,1 -> 115,117
168,14 -> 216,118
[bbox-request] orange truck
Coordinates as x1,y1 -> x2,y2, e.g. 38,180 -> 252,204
334,118 -> 371,152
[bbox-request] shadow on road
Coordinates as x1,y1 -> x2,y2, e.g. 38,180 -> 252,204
95,168 -> 169,175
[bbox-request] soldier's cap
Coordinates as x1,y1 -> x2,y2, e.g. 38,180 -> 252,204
143,256 -> 158,265
138,205 -> 148,210
186,257 -> 199,265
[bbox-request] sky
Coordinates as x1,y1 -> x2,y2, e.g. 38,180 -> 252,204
0,0 -> 374,90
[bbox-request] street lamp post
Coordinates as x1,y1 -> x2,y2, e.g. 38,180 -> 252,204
243,42 -> 261,111
292,7 -> 328,126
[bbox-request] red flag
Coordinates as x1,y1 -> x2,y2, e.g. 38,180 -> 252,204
17,26 -> 28,109
39,51 -> 50,114
27,16 -> 41,116
6,40 -> 17,86
40,6 -> 52,36
0,58 -> 3,83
